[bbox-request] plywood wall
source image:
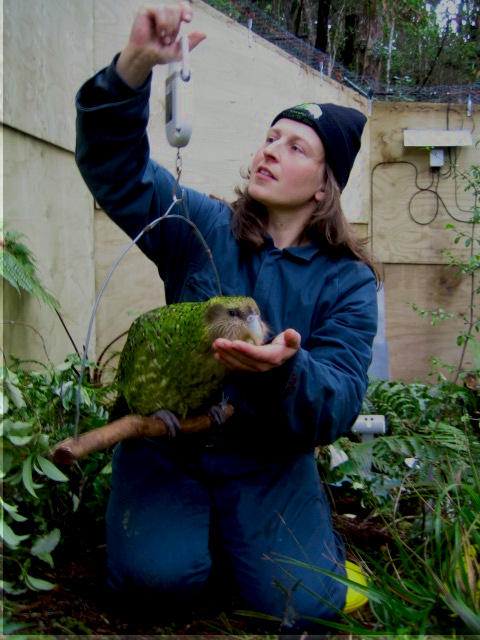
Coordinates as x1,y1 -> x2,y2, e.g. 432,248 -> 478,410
2,0 -> 95,364
370,101 -> 479,380
384,264 -> 475,381
1,127 -> 96,364
371,101 -> 478,265
3,0 -> 478,383
3,0 -> 93,152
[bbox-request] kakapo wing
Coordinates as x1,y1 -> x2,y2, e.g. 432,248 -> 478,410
115,303 -> 226,418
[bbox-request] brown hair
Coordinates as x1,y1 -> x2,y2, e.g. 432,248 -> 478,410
230,165 -> 382,285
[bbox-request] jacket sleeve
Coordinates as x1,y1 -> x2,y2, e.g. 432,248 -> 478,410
75,58 -> 218,285
229,260 -> 378,449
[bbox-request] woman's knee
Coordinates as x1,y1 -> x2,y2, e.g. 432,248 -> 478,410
235,555 -> 346,633
107,542 -> 212,599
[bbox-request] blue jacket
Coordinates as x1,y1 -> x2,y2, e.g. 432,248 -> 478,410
75,60 -> 378,453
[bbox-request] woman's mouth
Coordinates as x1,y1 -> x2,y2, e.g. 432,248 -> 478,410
256,166 -> 276,180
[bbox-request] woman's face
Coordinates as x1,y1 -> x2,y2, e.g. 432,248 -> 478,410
248,118 -> 326,214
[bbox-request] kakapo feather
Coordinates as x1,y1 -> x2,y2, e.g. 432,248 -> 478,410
116,296 -> 267,418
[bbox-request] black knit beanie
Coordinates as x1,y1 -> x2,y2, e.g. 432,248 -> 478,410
271,103 -> 367,191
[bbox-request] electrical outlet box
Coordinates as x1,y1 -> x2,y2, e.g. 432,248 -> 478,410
430,148 -> 445,167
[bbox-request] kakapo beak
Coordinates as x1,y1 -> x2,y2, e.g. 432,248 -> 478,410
247,313 -> 265,345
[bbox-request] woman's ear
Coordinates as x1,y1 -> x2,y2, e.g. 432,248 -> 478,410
314,186 -> 326,202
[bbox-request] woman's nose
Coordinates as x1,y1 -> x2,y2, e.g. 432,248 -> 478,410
264,141 -> 280,160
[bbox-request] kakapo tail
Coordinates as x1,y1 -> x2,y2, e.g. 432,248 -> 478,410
73,196 -> 222,439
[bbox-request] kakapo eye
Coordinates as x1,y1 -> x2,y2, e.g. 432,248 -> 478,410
228,309 -> 238,317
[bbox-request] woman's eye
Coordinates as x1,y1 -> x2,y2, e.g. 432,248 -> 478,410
292,145 -> 304,154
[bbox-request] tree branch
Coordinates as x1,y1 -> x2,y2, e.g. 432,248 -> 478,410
50,404 -> 234,464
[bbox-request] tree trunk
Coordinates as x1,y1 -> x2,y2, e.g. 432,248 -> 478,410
302,0 -> 316,45
384,6 -> 395,90
284,0 -> 294,33
362,4 -> 384,82
272,0 -> 282,24
293,0 -> 303,37
341,11 -> 358,68
419,18 -> 451,87
315,0 -> 331,52
326,0 -> 346,76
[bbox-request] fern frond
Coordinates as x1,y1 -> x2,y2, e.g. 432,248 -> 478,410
1,251 -> 35,292
2,228 -> 26,247
1,229 -> 60,312
10,240 -> 36,265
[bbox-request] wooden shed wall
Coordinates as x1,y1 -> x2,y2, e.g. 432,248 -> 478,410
371,101 -> 479,380
2,0 -> 96,364
2,0 -> 478,384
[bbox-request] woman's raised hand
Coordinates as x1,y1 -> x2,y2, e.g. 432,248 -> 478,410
116,3 -> 206,88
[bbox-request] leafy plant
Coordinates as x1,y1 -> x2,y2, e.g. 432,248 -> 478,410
1,224 -> 60,312
1,355 -> 112,595
312,375 -> 480,634
320,377 -> 479,503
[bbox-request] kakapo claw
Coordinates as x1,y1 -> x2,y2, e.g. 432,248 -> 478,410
150,409 -> 181,437
208,402 -> 228,427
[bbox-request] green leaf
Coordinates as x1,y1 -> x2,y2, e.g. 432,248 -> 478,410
22,455 -> 39,497
218,611 -> 234,634
100,461 -> 112,475
24,574 -> 56,591
4,420 -> 33,436
1,451 -> 15,477
36,455 -> 69,482
0,580 -> 29,596
5,379 -> 26,409
234,609 -> 281,622
30,528 -> 61,556
38,433 -> 50,451
36,552 -> 54,568
0,521 -> 30,548
1,497 -> 28,522
0,418 -> 10,436
0,391 -> 8,416
8,434 -> 35,446
55,360 -> 74,372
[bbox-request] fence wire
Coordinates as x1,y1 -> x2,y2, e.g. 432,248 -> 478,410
204,0 -> 480,105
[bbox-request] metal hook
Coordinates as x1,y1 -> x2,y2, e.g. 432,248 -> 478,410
172,148 -> 185,202
174,189 -> 185,204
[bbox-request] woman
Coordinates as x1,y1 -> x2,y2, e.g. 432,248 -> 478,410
75,3 -> 379,633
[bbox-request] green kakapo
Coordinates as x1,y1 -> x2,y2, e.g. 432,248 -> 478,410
115,296 -> 267,418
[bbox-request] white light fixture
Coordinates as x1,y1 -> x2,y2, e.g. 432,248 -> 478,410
403,129 -> 473,167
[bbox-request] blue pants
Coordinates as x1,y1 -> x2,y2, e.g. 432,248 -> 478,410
106,438 -> 347,633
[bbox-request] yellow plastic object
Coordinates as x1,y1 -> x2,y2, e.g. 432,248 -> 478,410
343,560 -> 369,614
